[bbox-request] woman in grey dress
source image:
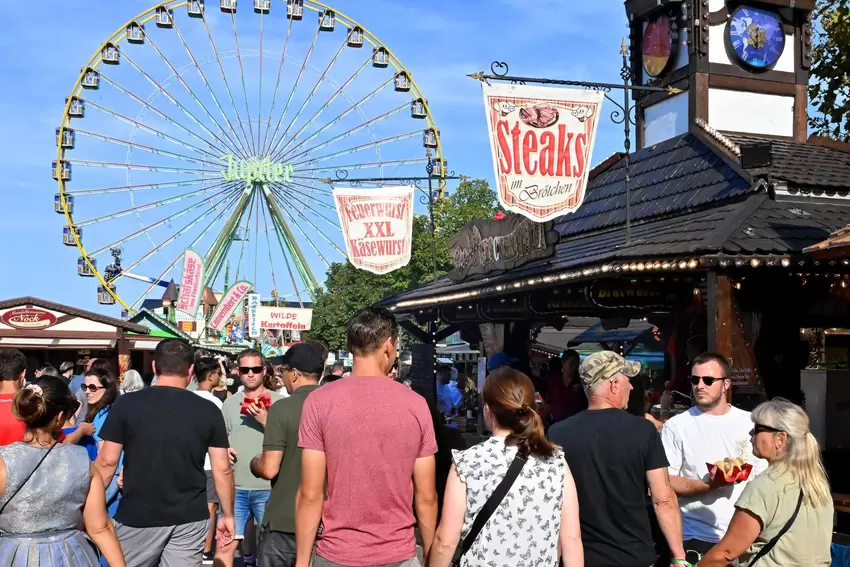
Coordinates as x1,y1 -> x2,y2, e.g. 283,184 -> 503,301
0,375 -> 125,566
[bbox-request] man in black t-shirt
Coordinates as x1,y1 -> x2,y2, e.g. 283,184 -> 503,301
96,339 -> 235,567
549,351 -> 686,567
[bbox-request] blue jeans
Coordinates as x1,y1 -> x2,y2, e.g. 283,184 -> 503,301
234,489 -> 270,540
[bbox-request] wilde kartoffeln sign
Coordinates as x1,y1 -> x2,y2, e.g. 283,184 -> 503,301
482,83 -> 603,222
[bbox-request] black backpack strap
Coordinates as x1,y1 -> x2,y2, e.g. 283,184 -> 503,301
457,451 -> 528,560
748,488 -> 803,566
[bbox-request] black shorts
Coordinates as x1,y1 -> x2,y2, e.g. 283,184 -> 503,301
205,470 -> 219,505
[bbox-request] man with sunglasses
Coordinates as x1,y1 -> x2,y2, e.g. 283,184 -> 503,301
217,349 -> 285,567
661,352 -> 768,561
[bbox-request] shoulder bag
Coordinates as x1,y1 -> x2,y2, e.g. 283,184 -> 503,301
748,488 -> 804,566
0,442 -> 57,517
452,450 -> 528,567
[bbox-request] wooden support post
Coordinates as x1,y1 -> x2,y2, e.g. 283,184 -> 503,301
708,273 -> 734,402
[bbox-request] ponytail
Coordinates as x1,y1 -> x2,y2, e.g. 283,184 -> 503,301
483,367 -> 558,458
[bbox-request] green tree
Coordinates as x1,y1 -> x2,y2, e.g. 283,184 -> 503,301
306,179 -> 501,349
809,0 -> 850,141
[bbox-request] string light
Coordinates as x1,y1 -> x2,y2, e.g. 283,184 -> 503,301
781,258 -> 791,268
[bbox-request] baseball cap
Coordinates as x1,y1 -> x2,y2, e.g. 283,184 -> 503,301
487,352 -> 519,371
579,351 -> 640,391
280,343 -> 324,376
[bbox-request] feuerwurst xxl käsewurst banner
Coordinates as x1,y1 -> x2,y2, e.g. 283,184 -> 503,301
482,83 -> 603,222
333,186 -> 415,275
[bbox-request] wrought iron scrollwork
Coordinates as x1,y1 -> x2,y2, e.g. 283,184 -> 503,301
490,61 -> 510,77
334,169 -> 348,181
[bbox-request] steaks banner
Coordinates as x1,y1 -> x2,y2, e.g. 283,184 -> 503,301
208,280 -> 252,332
176,249 -> 204,316
482,83 -> 603,222
333,186 -> 415,274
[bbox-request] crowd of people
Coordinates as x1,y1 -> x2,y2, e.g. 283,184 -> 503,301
0,307 -> 837,567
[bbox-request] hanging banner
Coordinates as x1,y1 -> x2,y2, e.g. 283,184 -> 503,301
246,293 -> 261,338
256,307 -> 313,331
208,280 -> 252,332
333,186 -> 415,274
176,249 -> 205,315
482,82 -> 603,222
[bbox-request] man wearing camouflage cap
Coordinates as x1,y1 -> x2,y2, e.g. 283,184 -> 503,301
549,351 -> 686,567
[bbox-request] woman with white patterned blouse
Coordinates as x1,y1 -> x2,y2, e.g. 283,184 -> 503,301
429,366 -> 583,567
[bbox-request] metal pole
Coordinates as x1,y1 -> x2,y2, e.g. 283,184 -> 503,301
621,40 -> 632,246
427,151 -> 438,283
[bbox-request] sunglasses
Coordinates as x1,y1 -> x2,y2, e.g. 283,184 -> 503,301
689,375 -> 723,387
239,366 -> 264,375
752,423 -> 783,434
80,384 -> 105,393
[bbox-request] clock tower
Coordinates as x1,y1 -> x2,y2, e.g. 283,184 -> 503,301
626,0 -> 813,149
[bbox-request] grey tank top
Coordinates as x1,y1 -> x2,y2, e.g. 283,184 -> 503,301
0,442 -> 91,535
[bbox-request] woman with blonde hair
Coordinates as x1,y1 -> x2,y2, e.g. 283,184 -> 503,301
699,398 -> 833,566
429,366 -> 583,567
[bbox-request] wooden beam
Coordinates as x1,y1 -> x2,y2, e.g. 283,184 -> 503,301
399,320 -> 430,344
708,74 -> 797,96
794,83 -> 808,143
708,63 -> 798,85
693,73 -> 709,122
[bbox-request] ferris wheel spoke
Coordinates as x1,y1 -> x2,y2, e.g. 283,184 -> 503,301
282,102 -> 407,163
203,185 -> 256,286
265,37 -> 349,159
257,9 -> 265,153
65,159 -> 220,175
269,185 -> 345,259
292,158 -> 429,178
266,207 -> 306,306
229,12 -> 257,156
87,182 -> 243,258
128,188 -> 243,309
74,180 -> 230,227
67,178 -> 223,196
82,99 -> 221,160
260,15 -> 295,155
271,180 -> 334,201
120,52 -> 243,159
258,198 -> 281,306
259,185 -> 319,294
232,188 -> 258,281
289,130 -> 420,168
141,34 -> 249,159
112,187 -> 243,285
276,77 -> 393,162
263,24 -> 322,158
273,55 -> 372,159
170,17 -> 253,160
200,14 -> 254,157
95,77 -> 230,158
269,183 -> 341,229
74,129 -> 224,168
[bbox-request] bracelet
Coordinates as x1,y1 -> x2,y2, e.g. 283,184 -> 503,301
671,560 -> 694,567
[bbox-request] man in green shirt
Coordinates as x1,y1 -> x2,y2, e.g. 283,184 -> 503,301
250,343 -> 323,567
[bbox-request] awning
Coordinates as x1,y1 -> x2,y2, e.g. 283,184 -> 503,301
0,338 -> 116,348
568,321 -> 656,347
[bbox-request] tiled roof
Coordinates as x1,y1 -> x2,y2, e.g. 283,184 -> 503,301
559,133 -> 752,237
727,134 -> 850,189
379,195 -> 850,308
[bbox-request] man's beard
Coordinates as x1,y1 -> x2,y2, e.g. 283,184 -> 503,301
697,390 -> 724,410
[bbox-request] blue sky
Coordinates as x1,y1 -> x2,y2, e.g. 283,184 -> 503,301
0,0 -> 629,315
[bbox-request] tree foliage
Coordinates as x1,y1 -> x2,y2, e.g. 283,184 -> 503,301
809,0 -> 850,141
306,179 -> 502,351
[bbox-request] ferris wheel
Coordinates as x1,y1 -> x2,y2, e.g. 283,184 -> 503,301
55,0 -> 444,314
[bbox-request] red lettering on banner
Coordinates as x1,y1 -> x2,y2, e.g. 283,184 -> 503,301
495,119 -> 587,179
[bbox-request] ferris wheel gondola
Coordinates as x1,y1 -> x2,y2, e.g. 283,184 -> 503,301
56,0 -> 444,313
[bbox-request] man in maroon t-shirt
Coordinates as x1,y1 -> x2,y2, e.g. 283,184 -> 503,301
0,348 -> 27,445
296,308 -> 438,567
